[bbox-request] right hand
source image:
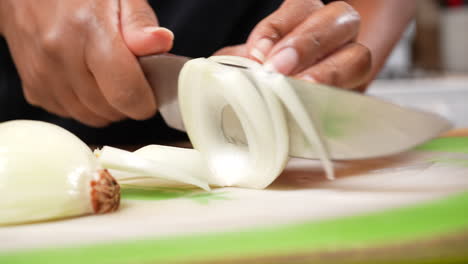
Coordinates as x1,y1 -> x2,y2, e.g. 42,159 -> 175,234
0,0 -> 173,127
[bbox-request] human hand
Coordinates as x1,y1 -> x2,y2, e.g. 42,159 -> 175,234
215,0 -> 371,91
0,0 -> 173,127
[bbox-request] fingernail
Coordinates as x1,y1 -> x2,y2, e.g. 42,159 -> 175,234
143,27 -> 174,40
298,74 -> 318,83
156,27 -> 174,38
250,38 -> 274,63
264,47 -> 299,75
143,26 -> 160,33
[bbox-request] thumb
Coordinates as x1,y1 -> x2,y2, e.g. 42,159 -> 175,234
120,0 -> 174,56
246,0 -> 323,63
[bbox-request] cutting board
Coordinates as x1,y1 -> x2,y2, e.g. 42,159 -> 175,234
1,135 -> 468,264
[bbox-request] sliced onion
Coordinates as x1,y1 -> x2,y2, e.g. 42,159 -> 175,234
98,146 -> 210,191
98,56 -> 333,190
210,56 -> 334,180
179,57 -> 290,188
179,56 -> 333,187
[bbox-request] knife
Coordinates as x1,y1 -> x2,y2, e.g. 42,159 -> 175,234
139,54 -> 452,160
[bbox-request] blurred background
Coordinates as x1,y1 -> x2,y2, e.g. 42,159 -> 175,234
368,0 -> 468,128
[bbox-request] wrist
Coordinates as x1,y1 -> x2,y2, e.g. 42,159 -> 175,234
0,2 -> 4,35
0,0 -> 9,35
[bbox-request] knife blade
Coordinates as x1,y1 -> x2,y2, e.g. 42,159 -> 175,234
139,54 -> 452,160
140,54 -> 188,131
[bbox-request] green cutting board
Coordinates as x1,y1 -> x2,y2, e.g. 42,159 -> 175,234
1,137 -> 468,264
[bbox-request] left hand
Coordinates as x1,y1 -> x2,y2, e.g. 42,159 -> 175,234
215,0 -> 371,91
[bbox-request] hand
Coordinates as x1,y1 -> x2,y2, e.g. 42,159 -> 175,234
0,0 -> 173,127
215,0 -> 371,91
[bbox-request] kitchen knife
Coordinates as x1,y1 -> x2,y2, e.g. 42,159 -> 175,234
140,54 -> 187,131
139,54 -> 452,160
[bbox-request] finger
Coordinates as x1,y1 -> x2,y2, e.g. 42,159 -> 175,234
213,44 -> 249,57
296,43 -> 372,90
86,13 -> 157,120
70,72 -> 127,122
31,59 -> 110,126
42,63 -> 111,126
120,0 -> 174,56
246,0 -> 324,63
36,14 -> 127,124
9,46 -> 71,118
64,49 -> 127,122
264,1 -> 361,75
51,83 -> 111,127
22,84 -> 71,118
16,61 -> 71,118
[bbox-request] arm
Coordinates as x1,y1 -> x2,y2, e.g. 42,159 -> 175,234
347,0 -> 416,89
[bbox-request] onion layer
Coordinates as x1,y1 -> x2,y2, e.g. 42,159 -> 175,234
179,56 -> 333,187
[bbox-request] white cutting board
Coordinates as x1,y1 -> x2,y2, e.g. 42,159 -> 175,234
1,143 -> 468,252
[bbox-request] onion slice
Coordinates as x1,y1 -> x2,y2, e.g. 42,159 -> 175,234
179,56 -> 333,187
210,56 -> 334,180
179,58 -> 290,188
98,146 -> 210,191
98,56 -> 334,190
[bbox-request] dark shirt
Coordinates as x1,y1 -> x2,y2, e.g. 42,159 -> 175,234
0,0 -> 330,145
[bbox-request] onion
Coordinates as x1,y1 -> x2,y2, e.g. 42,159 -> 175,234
97,146 -> 210,191
179,56 -> 333,187
98,56 -> 333,189
0,120 -> 120,225
99,56 -> 449,190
